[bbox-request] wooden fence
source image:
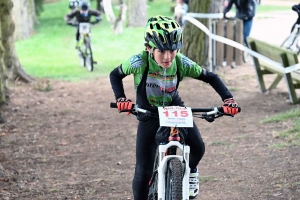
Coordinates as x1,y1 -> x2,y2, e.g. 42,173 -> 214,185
209,19 -> 243,68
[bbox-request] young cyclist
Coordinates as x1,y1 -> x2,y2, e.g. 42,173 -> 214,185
109,15 -> 239,200
64,1 -> 102,48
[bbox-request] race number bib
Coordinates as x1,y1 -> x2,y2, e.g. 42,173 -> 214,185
79,23 -> 90,34
158,106 -> 193,127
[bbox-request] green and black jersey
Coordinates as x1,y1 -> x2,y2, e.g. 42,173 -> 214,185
65,9 -> 101,23
110,51 -> 233,108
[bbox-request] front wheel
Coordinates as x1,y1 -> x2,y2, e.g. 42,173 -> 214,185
84,37 -> 94,72
165,158 -> 183,200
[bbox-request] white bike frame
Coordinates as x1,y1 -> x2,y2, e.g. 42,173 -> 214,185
157,140 -> 190,200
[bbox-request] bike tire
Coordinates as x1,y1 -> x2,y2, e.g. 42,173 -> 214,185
165,158 -> 183,200
84,37 -> 94,72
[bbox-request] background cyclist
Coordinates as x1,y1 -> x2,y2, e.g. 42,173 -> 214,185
64,0 -> 102,48
109,15 -> 239,200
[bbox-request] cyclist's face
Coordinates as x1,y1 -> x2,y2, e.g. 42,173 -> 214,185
147,47 -> 178,68
80,10 -> 88,15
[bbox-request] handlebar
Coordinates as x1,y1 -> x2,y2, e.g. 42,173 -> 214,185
66,21 -> 100,27
110,102 -> 241,122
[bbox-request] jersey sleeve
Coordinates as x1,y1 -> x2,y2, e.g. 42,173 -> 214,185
90,9 -> 102,17
121,53 -> 146,75
177,53 -> 202,79
64,10 -> 77,21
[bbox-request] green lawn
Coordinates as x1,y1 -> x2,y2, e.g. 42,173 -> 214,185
15,1 -> 291,81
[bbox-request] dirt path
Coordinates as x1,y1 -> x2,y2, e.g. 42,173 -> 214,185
1,1 -> 300,199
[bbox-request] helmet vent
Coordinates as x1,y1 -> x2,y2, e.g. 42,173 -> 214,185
158,34 -> 164,43
171,22 -> 176,29
173,31 -> 177,41
156,24 -> 161,30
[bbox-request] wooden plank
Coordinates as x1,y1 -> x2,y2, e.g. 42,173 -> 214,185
216,19 -> 224,67
248,41 -> 267,92
247,37 -> 300,104
281,53 -> 298,104
226,20 -> 234,67
235,20 -> 243,65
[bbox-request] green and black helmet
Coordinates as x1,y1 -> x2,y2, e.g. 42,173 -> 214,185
144,15 -> 182,50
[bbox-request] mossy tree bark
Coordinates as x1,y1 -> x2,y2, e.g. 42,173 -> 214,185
0,19 -> 7,104
181,0 -> 223,69
0,0 -> 34,84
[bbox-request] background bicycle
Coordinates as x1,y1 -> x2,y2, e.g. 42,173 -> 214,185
280,4 -> 300,55
110,103 -> 240,200
67,22 -> 97,71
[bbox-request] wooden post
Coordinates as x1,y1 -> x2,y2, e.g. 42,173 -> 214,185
235,20 -> 243,65
216,19 -> 224,67
226,20 -> 234,67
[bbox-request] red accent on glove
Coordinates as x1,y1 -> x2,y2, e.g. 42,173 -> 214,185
116,98 -> 133,115
222,98 -> 239,115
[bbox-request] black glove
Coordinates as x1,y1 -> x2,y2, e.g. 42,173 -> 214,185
91,18 -> 101,25
67,21 -> 77,26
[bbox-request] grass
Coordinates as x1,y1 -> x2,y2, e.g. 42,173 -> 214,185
262,108 -> 300,147
15,0 -> 174,81
257,5 -> 291,13
15,1 -> 292,81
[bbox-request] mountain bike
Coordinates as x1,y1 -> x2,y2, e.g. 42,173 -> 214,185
110,103 -> 241,199
280,6 -> 300,55
68,22 -> 96,71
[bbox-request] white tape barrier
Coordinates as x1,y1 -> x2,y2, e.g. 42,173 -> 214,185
183,14 -> 300,74
188,12 -> 297,19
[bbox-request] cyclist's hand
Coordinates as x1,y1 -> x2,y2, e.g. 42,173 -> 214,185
222,98 -> 239,115
116,98 -> 133,115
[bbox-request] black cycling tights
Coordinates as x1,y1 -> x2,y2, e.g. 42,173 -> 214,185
132,117 -> 205,200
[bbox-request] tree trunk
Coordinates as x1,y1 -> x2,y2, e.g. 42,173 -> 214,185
12,0 -> 37,41
97,0 -> 105,13
127,0 -> 147,27
0,20 -> 7,104
0,0 -> 34,83
103,0 -> 127,34
114,0 -> 127,34
182,0 -> 223,68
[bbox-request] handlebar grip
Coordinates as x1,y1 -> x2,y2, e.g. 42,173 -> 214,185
110,102 -> 117,108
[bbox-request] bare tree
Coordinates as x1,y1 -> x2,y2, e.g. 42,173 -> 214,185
0,20 -> 7,104
0,0 -> 34,84
127,0 -> 147,27
181,0 -> 223,68
103,0 -> 127,34
12,0 -> 37,40
96,0 -> 105,13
